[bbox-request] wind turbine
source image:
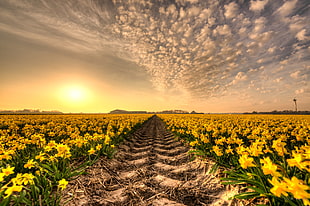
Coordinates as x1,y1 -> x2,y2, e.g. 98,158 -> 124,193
293,98 -> 297,112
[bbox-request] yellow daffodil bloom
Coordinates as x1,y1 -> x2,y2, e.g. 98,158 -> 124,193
287,151 -> 308,171
58,178 -> 68,190
95,144 -> 103,151
260,157 -> 281,177
2,166 -> 15,176
269,177 -> 288,197
4,184 -> 23,198
239,154 -> 255,169
88,148 -> 96,155
55,144 -> 71,159
0,173 -> 5,181
284,176 -> 310,204
35,152 -> 46,162
24,159 -> 35,169
212,145 -> 223,156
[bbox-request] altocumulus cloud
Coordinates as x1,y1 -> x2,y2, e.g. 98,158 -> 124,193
0,0 -> 309,107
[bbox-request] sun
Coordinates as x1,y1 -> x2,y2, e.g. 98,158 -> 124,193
56,83 -> 94,110
68,88 -> 83,101
61,86 -> 87,104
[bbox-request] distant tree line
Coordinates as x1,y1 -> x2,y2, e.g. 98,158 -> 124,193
244,110 -> 310,115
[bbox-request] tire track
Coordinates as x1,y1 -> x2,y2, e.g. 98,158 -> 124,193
63,115 -> 234,206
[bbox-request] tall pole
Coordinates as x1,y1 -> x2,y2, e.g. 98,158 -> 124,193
293,98 -> 297,112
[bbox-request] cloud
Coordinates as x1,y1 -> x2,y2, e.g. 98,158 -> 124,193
290,71 -> 301,79
0,0 -> 309,110
252,17 -> 266,33
274,77 -> 283,83
176,0 -> 199,5
214,24 -> 231,36
224,2 -> 239,19
187,6 -> 201,17
296,29 -> 309,41
249,0 -> 269,12
275,0 -> 298,18
229,72 -> 248,86
295,88 -> 304,94
268,47 -> 276,53
235,72 -> 248,81
289,15 -> 307,32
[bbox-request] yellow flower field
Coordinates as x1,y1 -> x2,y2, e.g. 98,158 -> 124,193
0,114 -> 151,205
159,114 -> 310,205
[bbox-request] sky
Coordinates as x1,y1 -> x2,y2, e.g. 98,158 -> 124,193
0,0 -> 309,113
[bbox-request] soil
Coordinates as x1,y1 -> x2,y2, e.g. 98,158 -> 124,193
62,115 -> 239,206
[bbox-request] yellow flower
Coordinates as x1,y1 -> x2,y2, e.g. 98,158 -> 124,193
260,157 -> 281,177
58,178 -> 68,190
88,148 -> 96,155
0,152 -> 12,160
12,173 -> 24,185
55,144 -> 71,159
249,143 -> 263,157
272,138 -> 287,157
44,145 -> 53,152
0,173 -> 5,181
110,144 -> 115,148
2,166 -> 15,176
212,145 -> 223,156
190,140 -> 198,147
21,173 -> 35,185
200,134 -> 209,143
239,154 -> 255,169
4,184 -> 23,198
263,146 -> 272,154
225,145 -> 234,155
284,176 -> 310,203
11,173 -> 35,185
236,145 -> 248,155
35,152 -> 46,162
287,151 -> 308,171
24,159 -> 35,169
49,155 -> 58,162
95,144 -> 102,151
234,138 -> 243,145
47,140 -> 57,148
269,177 -> 288,197
104,135 -> 111,145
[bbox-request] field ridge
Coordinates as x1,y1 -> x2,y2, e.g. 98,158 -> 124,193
63,115 -> 233,205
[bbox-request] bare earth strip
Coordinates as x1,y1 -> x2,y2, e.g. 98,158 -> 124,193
63,116 -> 238,206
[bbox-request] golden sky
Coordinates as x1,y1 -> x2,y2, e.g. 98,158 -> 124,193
0,0 -> 309,113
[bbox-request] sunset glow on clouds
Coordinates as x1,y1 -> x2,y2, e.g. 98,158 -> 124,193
0,0 -> 309,113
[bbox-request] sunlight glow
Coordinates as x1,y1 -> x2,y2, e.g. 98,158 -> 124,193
68,88 -> 82,101
58,85 -> 90,107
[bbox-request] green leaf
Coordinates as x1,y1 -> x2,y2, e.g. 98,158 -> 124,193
234,191 -> 260,199
222,175 -> 265,189
246,186 -> 266,194
40,163 -> 54,173
221,181 -> 245,185
209,163 -> 220,174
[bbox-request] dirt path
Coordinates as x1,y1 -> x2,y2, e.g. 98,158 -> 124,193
64,115 -> 235,206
